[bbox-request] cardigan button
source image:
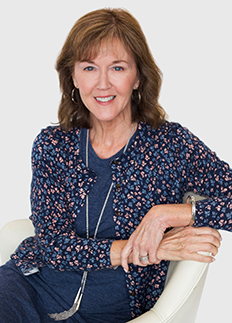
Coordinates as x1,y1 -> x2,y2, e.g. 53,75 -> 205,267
115,211 -> 121,217
130,291 -> 136,297
115,183 -> 120,189
112,158 -> 119,165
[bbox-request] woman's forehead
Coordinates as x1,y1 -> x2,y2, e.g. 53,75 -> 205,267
80,37 -> 132,61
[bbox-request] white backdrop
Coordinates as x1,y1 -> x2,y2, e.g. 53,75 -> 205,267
0,1 -> 231,322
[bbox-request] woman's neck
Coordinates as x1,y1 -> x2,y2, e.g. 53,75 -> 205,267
89,120 -> 137,159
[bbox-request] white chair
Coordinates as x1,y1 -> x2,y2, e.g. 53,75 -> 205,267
128,259 -> 208,322
0,219 -> 35,265
0,216 -> 209,323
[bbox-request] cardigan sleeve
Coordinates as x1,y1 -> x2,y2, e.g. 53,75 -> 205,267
29,127 -> 114,272
176,125 -> 232,231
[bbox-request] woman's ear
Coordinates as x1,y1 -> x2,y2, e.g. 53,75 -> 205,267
133,77 -> 140,90
72,64 -> 79,88
72,76 -> 78,89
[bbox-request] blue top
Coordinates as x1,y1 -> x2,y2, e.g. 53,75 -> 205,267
12,121 -> 232,319
76,128 -> 131,322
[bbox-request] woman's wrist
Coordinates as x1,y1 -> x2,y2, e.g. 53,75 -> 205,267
154,204 -> 192,228
186,195 -> 196,226
110,240 -> 128,267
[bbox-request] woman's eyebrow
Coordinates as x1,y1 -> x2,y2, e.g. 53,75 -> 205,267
80,59 -> 129,64
112,60 -> 128,64
80,60 -> 95,63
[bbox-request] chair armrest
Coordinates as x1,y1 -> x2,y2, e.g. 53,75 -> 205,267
128,260 -> 209,323
0,219 -> 34,264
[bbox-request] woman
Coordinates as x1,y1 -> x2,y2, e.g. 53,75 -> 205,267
0,8 -> 228,323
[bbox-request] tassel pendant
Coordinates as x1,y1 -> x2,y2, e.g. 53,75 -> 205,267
48,271 -> 88,321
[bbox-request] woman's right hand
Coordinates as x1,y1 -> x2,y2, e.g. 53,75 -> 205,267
157,226 -> 222,263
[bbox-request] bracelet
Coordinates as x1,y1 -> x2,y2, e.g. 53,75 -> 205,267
186,195 -> 196,226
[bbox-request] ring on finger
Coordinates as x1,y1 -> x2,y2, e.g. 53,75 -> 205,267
139,255 -> 149,262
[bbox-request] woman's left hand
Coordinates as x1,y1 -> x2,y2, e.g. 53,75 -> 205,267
157,226 -> 221,263
121,203 -> 193,272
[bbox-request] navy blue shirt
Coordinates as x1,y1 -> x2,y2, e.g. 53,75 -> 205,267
75,128 -> 132,322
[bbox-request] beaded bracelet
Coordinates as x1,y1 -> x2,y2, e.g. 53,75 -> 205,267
186,195 -> 196,226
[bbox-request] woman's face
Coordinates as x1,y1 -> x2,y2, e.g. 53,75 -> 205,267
72,38 -> 139,126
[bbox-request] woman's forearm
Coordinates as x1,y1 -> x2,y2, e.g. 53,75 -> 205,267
154,203 -> 192,228
110,240 -> 128,267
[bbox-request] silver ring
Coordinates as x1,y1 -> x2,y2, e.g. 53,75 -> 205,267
139,255 -> 149,262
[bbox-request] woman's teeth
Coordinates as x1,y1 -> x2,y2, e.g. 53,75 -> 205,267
95,96 -> 115,102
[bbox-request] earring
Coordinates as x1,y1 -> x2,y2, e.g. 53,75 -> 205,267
71,87 -> 78,104
138,91 -> 141,104
132,89 -> 141,104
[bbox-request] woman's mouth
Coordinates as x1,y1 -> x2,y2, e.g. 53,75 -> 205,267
95,96 -> 116,103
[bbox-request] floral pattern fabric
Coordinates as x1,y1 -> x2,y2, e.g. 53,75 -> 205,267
12,121 -> 232,318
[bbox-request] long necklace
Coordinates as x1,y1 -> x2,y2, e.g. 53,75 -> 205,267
49,123 -> 136,321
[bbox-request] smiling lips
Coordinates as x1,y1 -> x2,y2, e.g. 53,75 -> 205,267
95,96 -> 116,103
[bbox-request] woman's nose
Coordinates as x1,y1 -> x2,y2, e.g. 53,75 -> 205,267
97,70 -> 111,90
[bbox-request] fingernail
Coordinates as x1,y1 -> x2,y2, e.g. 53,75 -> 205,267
212,257 -> 216,262
123,268 -> 128,273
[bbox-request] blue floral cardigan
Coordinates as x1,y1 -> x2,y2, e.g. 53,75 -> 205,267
12,121 -> 232,318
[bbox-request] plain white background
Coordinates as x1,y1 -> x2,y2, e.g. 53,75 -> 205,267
0,1 -> 231,322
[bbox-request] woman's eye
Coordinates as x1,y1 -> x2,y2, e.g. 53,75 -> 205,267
84,66 -> 94,71
114,66 -> 124,71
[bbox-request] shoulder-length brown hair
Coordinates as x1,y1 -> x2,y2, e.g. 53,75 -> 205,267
56,8 -> 167,130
